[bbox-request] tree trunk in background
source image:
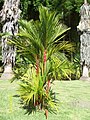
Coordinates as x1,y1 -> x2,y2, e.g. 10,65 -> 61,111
0,0 -> 21,80
82,65 -> 89,77
77,0 -> 90,81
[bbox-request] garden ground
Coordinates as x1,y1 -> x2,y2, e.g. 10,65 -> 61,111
0,80 -> 90,120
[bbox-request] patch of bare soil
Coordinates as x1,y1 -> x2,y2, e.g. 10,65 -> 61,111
71,100 -> 90,109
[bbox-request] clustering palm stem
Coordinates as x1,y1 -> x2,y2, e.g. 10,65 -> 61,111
10,5 -> 74,119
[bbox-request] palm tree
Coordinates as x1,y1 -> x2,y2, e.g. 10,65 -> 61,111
10,5 -> 74,117
12,5 -> 74,71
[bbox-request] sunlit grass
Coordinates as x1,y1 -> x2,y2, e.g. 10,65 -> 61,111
0,80 -> 90,120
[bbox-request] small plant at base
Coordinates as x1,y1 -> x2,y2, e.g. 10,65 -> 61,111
18,62 -> 58,119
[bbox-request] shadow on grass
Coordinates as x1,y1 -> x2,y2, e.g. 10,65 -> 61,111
13,93 -> 59,116
13,94 -> 37,115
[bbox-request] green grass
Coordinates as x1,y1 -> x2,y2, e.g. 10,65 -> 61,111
0,80 -> 90,120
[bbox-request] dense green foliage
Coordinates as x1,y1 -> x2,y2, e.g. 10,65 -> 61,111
19,0 -> 90,19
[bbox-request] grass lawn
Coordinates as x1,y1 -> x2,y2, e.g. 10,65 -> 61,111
0,80 -> 90,120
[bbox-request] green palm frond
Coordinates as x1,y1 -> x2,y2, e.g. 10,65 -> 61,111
51,52 -> 74,80
11,6 -> 72,62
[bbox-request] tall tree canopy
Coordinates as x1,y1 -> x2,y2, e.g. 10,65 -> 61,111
1,0 -> 90,20
19,0 -> 90,19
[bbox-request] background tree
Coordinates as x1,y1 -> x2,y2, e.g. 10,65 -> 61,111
0,0 -> 21,79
